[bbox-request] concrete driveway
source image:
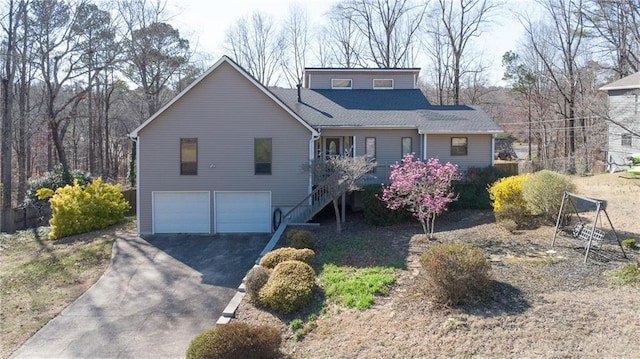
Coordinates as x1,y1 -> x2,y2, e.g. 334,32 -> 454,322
10,231 -> 270,359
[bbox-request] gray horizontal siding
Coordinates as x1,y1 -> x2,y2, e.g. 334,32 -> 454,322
137,62 -> 312,234
607,91 -> 640,164
307,72 -> 416,90
426,134 -> 493,171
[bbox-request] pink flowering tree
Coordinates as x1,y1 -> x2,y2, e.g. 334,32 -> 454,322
382,154 -> 460,238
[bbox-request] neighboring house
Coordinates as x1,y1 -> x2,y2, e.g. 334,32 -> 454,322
600,72 -> 640,172
130,56 -> 502,235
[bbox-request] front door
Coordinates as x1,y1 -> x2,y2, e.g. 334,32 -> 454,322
325,137 -> 341,160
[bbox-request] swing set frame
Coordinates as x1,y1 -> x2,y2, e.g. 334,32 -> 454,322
552,191 -> 627,263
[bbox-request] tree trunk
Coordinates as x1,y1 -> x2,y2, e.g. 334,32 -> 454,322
2,0 -> 16,232
332,197 -> 342,234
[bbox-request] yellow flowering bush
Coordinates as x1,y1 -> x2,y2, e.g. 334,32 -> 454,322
488,174 -> 529,211
48,178 -> 130,240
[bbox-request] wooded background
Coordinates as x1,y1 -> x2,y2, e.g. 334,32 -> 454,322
2,0 -> 639,229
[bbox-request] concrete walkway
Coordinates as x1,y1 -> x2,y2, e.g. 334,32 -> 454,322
10,231 -> 270,359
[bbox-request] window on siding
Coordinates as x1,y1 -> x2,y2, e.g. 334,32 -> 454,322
401,137 -> 412,156
373,79 -> 393,89
180,138 -> 198,175
451,137 -> 468,156
621,133 -> 633,147
255,138 -> 272,175
331,79 -> 352,89
365,137 -> 376,160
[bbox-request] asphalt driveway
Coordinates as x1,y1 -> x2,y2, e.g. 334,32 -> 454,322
10,231 -> 270,359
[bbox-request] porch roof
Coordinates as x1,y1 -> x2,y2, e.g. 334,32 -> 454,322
270,88 -> 502,134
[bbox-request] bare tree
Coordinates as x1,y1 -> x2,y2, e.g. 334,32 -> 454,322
340,0 -> 426,68
522,0 -> 587,173
1,0 -> 20,231
282,4 -> 308,87
311,155 -> 376,233
422,13 -> 453,105
435,0 -> 501,105
583,0 -> 640,78
29,0 -> 89,181
224,11 -> 284,86
324,3 -> 366,67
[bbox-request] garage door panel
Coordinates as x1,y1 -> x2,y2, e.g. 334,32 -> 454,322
215,192 -> 270,233
153,192 -> 210,234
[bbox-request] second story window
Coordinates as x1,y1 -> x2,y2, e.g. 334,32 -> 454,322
373,79 -> 393,89
622,133 -> 633,147
332,79 -> 352,89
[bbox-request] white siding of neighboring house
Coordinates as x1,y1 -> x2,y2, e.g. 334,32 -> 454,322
425,134 -> 494,171
606,89 -> 640,169
306,71 -> 416,90
137,62 -> 313,234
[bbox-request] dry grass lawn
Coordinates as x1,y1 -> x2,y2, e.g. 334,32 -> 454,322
235,173 -> 640,358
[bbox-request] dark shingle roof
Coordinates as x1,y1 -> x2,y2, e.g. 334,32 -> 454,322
269,88 -> 502,133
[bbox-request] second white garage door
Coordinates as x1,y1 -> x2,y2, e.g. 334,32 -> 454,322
214,191 -> 271,233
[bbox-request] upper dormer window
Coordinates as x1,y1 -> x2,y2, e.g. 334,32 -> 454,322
332,79 -> 352,89
373,79 -> 393,89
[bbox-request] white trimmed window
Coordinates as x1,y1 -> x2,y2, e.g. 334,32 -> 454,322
451,137 -> 468,156
331,79 -> 352,89
621,133 -> 633,147
373,79 -> 393,89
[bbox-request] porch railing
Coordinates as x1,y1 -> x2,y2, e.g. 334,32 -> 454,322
283,183 -> 335,224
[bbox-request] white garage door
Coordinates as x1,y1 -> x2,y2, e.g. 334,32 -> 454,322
153,191 -> 210,234
215,191 -> 271,233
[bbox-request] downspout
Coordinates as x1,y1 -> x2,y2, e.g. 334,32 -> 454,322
128,135 -> 141,235
491,134 -> 496,166
308,131 -> 320,204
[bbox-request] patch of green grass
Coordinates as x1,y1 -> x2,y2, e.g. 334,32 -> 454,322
319,264 -> 395,309
608,263 -> 640,287
316,235 -> 400,310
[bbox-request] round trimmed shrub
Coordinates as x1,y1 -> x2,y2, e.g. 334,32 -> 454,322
259,247 -> 315,269
286,229 -> 316,250
259,260 -> 316,313
186,322 -> 281,359
245,266 -> 271,303
419,242 -> 492,305
522,170 -> 575,223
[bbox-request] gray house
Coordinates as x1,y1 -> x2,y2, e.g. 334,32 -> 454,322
600,72 -> 640,172
130,56 -> 502,235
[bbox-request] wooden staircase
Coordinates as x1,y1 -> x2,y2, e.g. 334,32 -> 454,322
283,183 -> 335,224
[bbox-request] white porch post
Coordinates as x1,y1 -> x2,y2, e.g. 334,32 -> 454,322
491,134 -> 496,166
422,133 -> 428,159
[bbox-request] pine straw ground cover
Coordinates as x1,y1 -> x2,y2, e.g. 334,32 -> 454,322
234,173 -> 640,358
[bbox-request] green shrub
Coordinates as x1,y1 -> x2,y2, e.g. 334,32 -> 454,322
259,260 -> 316,313
488,174 -> 530,214
48,178 -> 130,240
419,242 -> 492,305
259,247 -> 315,269
185,322 -> 281,359
25,164 -> 92,204
522,170 -> 575,223
245,266 -> 271,303
286,229 -> 316,250
361,185 -> 408,226
622,238 -> 638,250
494,203 -> 528,228
452,166 -> 507,210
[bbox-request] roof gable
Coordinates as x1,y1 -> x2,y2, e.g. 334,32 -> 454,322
130,56 -> 318,137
